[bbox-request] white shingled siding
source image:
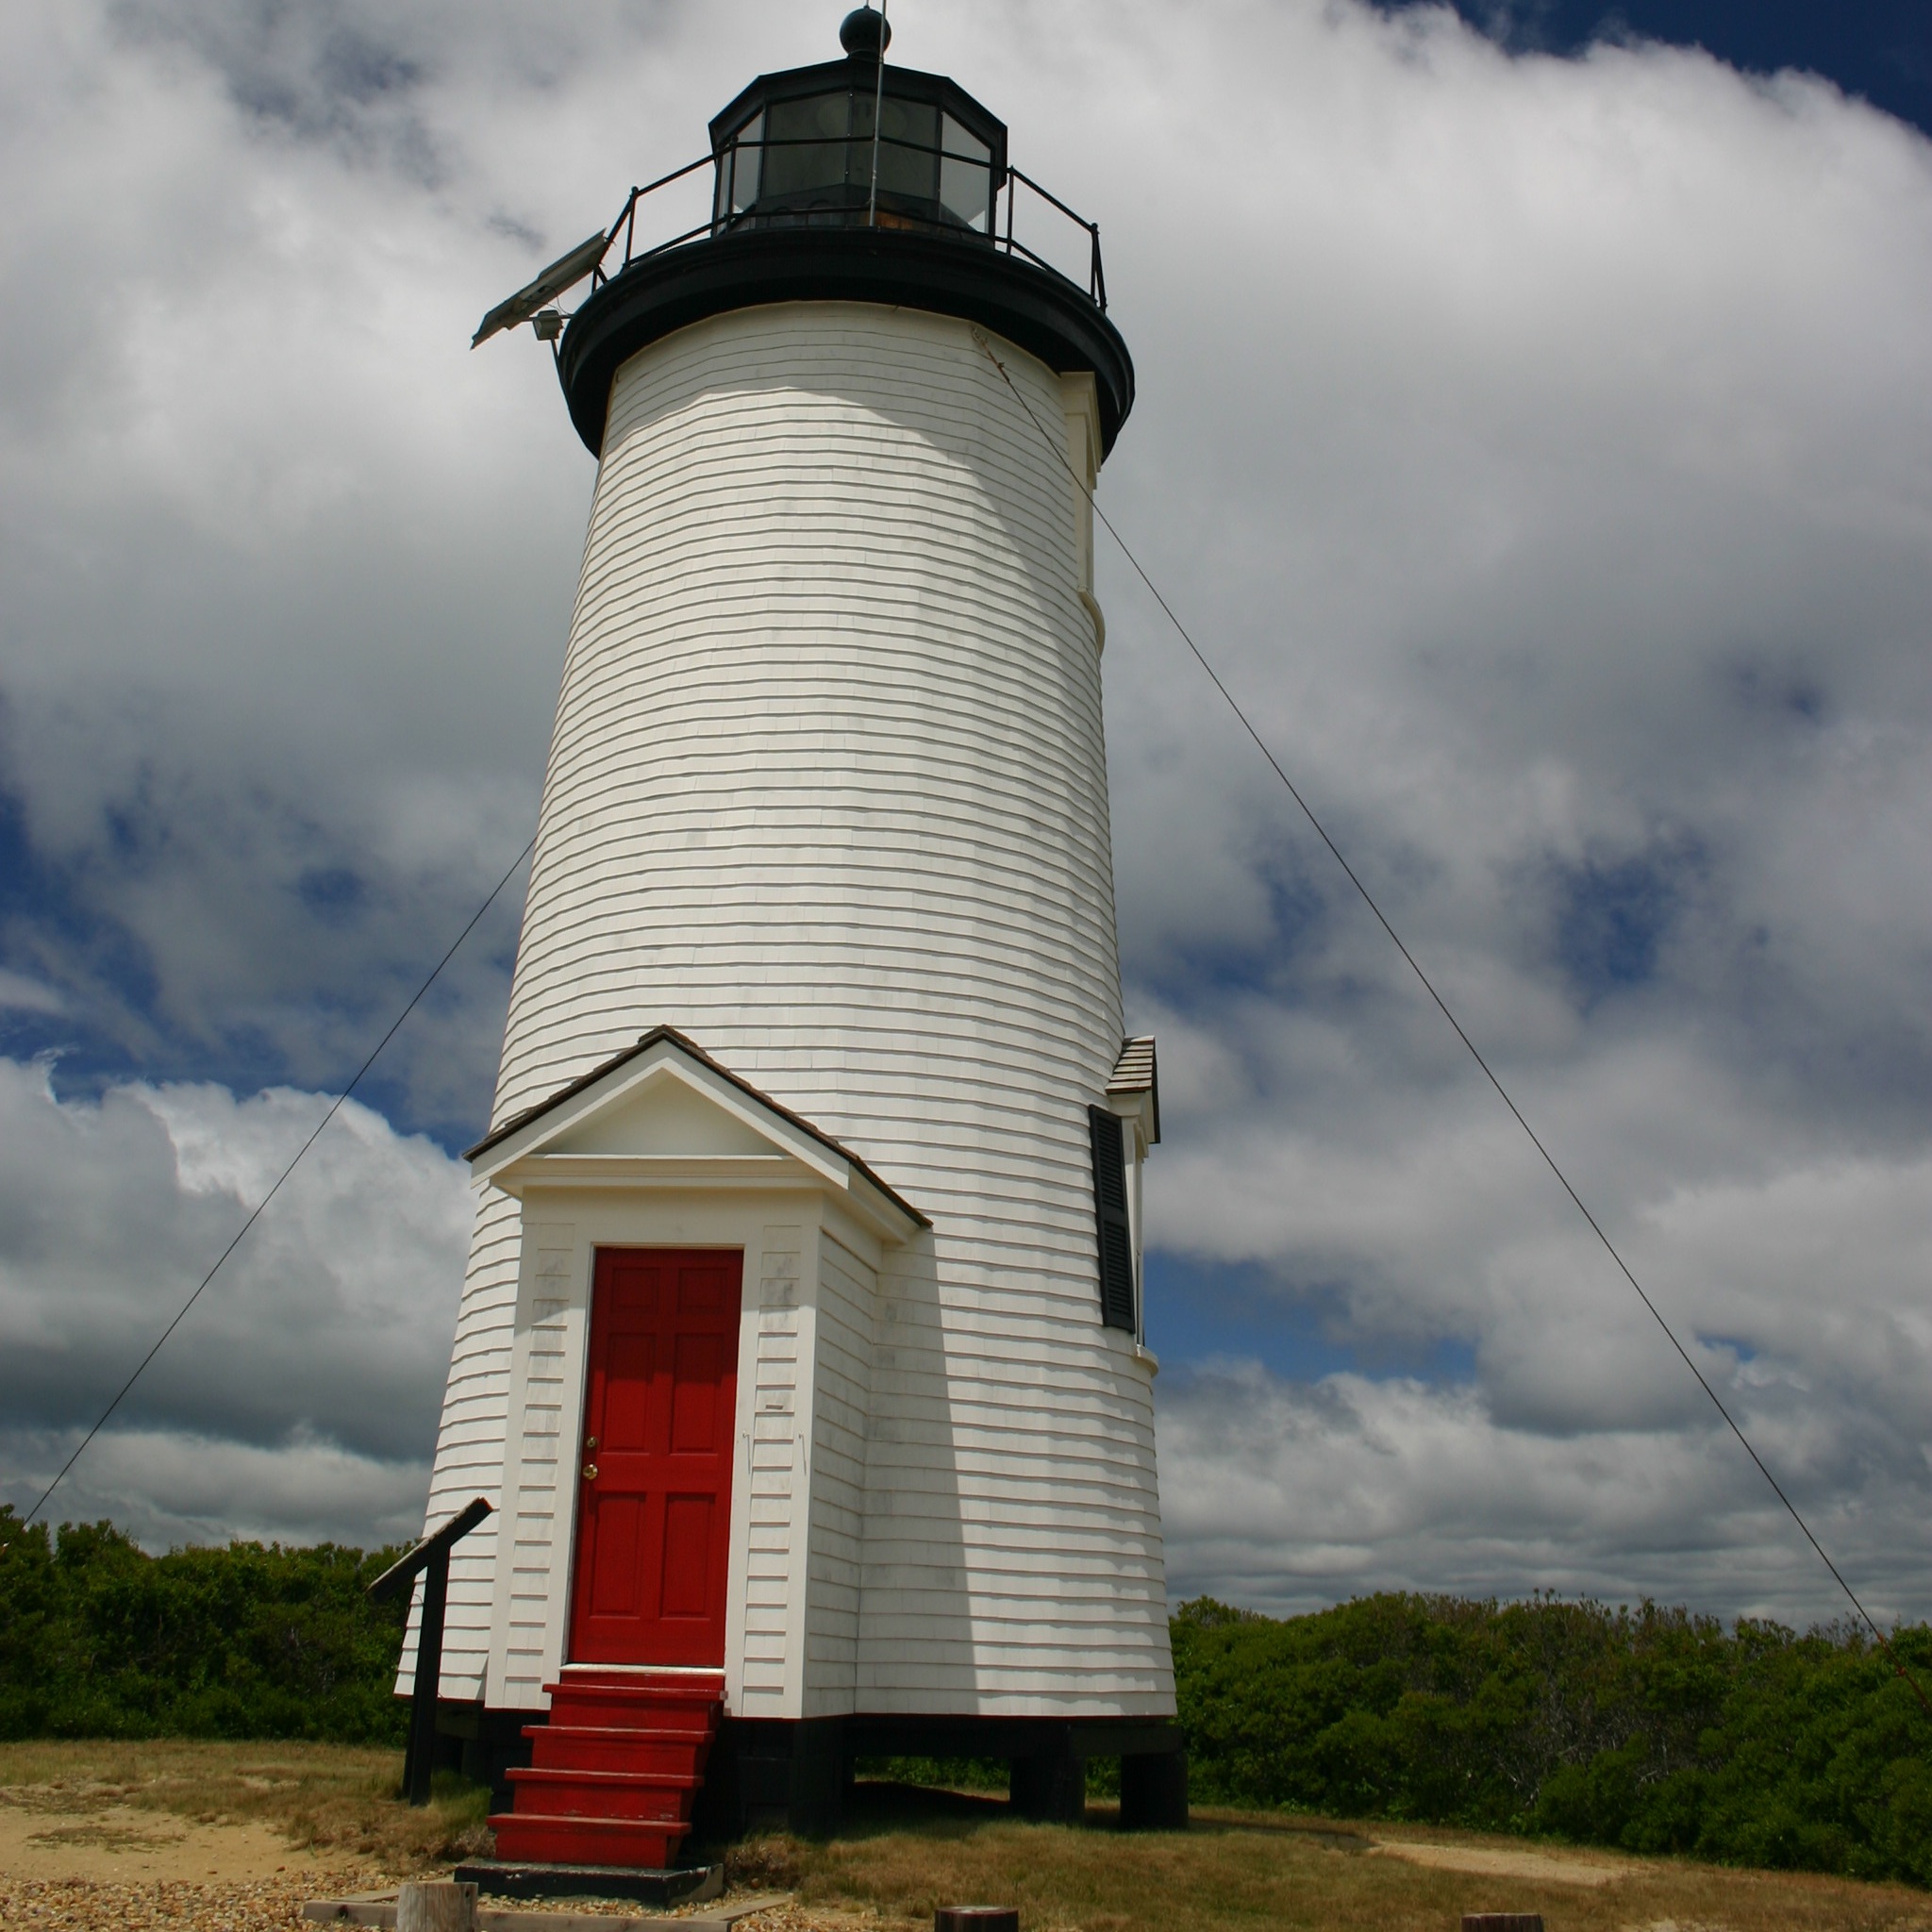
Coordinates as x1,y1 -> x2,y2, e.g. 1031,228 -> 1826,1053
399,1185 -> 517,1699
745,1222 -> 808,1712
805,1227 -> 878,1716
419,297 -> 1173,1718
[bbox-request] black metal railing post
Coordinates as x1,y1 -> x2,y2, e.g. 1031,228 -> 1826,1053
369,1496 -> 492,1807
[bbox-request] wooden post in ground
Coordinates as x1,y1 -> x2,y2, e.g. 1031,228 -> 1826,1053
397,1879 -> 476,1932
405,1543 -> 449,1807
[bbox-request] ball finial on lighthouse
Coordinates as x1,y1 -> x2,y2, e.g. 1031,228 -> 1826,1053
432,6 -> 1178,1861
838,6 -> 891,58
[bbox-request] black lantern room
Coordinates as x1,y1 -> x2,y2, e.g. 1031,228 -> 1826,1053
550,8 -> 1133,459
709,9 -> 1007,238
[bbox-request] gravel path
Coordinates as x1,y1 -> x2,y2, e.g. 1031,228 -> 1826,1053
0,1874 -> 912,1932
0,1866 -> 374,1930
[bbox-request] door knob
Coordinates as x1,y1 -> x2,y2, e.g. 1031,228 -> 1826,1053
582,1462 -> 599,1482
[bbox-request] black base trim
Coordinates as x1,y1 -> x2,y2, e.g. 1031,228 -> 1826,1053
459,1703 -> 1189,1840
691,1712 -> 1186,1838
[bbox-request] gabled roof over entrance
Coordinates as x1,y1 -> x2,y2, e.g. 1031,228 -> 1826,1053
465,1024 -> 928,1243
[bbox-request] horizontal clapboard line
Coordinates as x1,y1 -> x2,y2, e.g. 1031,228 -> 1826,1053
852,1555 -> 1173,1595
495,970 -> 1119,1071
852,1640 -> 1172,1670
508,844 -> 1113,927
514,826 -> 1115,936
541,714 -> 1104,836
502,939 -> 1114,1022
502,927 -> 1116,1022
556,615 -> 1097,739
525,811 -> 1113,916
859,1423 -> 1158,1477
549,669 -> 1102,789
564,604 -> 1094,700
491,1006 -> 1122,1102
851,1621 -> 1170,1657
502,893 -> 1114,971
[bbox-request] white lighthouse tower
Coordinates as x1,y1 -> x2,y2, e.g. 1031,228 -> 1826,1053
416,8 -> 1182,1866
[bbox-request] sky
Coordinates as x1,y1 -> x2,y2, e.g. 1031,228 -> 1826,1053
4,0 -> 1932,1628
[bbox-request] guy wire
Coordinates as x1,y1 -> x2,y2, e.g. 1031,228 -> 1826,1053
866,0 -> 891,228
12,832 -> 540,1536
968,325 -> 1931,1717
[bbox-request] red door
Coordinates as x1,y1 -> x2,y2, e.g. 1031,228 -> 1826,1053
568,1248 -> 741,1667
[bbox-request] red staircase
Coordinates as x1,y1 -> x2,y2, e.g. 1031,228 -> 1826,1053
490,1670 -> 723,1869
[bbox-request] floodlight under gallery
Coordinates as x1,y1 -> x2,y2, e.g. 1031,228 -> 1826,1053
416,8 -> 1183,1864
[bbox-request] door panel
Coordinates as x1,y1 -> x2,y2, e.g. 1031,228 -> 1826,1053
568,1248 -> 742,1667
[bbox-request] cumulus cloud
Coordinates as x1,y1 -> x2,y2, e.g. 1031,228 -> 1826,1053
1155,1359 -> 1926,1625
0,1055 -> 469,1547
1092,3 -> 1932,1619
2,0 -> 1931,1614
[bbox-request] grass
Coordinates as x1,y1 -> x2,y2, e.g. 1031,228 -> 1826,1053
736,1781 -> 1932,1932
3,1742 -> 1931,1929
0,1738 -> 491,1874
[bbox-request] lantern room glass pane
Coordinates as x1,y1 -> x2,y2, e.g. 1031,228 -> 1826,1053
763,92 -> 852,202
728,109 -> 761,214
852,92 -> 939,205
940,113 -> 991,231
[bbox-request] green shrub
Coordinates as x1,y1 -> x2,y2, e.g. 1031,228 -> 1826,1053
0,1507 -> 408,1742
1173,1591 -> 1932,1884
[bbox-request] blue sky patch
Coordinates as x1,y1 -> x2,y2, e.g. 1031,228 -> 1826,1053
1414,2 -> 1932,139
1145,1247 -> 1478,1384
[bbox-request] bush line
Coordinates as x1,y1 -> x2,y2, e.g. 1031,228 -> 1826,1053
3,1511 -> 1926,1880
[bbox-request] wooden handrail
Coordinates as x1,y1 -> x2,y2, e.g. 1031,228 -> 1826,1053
370,1495 -> 492,1805
368,1494 -> 491,1603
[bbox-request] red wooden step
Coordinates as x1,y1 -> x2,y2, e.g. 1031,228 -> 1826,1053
553,1671 -> 724,1696
543,1681 -> 722,1733
489,1813 -> 685,1868
493,1673 -> 724,1869
504,1766 -> 697,1823
525,1724 -> 712,1776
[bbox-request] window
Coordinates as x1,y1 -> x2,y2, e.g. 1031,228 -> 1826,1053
723,110 -> 762,215
763,92 -> 853,203
1089,1106 -> 1136,1333
940,114 -> 992,232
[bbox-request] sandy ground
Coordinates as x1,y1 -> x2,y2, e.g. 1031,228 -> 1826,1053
0,1794 -> 358,1885
0,1795 -> 821,1930
1372,1836 -> 1638,1886
0,1789 -> 383,1931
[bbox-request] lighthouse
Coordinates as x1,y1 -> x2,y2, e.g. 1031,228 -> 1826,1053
415,8 -> 1183,1863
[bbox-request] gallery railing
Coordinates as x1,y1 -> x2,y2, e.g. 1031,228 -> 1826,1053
577,137 -> 1108,312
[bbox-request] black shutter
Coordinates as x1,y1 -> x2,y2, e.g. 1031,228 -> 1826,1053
1089,1105 -> 1136,1332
